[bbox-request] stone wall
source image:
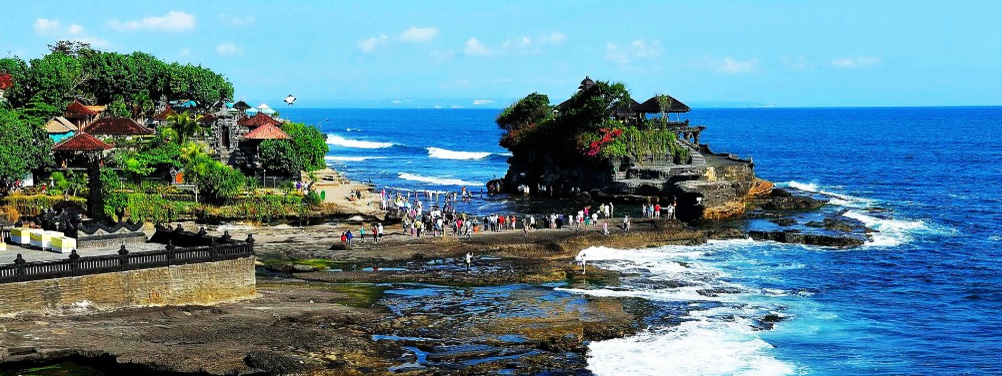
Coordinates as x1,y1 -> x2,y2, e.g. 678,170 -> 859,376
0,257 -> 256,315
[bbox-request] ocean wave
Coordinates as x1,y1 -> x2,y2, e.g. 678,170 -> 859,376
563,243 -> 794,376
324,156 -> 386,162
326,134 -> 395,149
397,172 -> 483,186
842,210 -> 955,247
426,147 -> 492,160
782,180 -> 877,208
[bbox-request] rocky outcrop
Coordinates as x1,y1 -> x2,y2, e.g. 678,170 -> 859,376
748,230 -> 865,248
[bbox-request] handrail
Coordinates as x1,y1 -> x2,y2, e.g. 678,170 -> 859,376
0,232 -> 254,284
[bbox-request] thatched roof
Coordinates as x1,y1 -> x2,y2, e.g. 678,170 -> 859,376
578,76 -> 596,91
633,95 -> 691,114
233,100 -> 252,110
237,113 -> 282,128
45,116 -> 78,133
52,132 -> 114,152
613,98 -> 641,118
83,117 -> 154,136
243,123 -> 290,140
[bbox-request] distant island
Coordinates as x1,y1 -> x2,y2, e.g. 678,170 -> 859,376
492,76 -> 770,221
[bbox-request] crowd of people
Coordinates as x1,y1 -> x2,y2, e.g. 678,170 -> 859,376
338,190 -> 687,249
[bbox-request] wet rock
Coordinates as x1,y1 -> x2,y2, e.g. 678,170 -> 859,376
244,351 -> 326,374
805,216 -> 870,233
748,230 -> 865,248
770,188 -> 793,197
707,227 -> 748,240
769,218 -> 797,226
760,196 -> 826,211
538,334 -> 587,354
697,287 -> 743,297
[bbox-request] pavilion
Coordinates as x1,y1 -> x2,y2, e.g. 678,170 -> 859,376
45,116 -> 78,143
82,117 -> 154,139
51,133 -> 114,219
63,100 -> 106,129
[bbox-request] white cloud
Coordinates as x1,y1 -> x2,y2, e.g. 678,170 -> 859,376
605,40 -> 662,64
67,24 -> 84,35
110,11 -> 196,32
464,38 -> 491,56
473,99 -> 493,105
544,32 -> 566,44
399,27 -> 439,43
33,19 -> 109,48
219,14 -> 255,27
72,36 -> 111,49
831,56 -> 882,69
179,48 -> 191,57
714,56 -> 759,74
34,18 -> 62,35
358,35 -> 389,53
216,43 -> 242,56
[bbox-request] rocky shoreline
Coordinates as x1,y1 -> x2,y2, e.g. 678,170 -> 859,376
0,184 -> 882,375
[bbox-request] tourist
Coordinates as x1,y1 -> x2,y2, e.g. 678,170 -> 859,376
345,230 -> 354,249
465,252 -> 473,271
603,221 -> 609,236
378,223 -> 384,239
578,250 -> 587,275
667,204 -> 675,220
654,203 -> 661,218
359,226 -> 366,243
340,231 -> 347,247
623,215 -> 631,232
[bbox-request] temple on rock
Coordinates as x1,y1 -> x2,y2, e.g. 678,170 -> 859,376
496,76 -> 767,221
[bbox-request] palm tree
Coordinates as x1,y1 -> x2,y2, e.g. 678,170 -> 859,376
166,112 -> 208,144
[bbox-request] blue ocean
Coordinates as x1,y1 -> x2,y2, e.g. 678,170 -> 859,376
283,106 -> 1002,375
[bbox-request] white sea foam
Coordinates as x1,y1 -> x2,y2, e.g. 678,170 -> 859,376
397,172 -> 482,186
324,156 -> 386,162
783,180 -> 875,208
842,210 -> 937,247
569,241 -> 795,376
326,134 -> 394,149
426,147 -> 492,160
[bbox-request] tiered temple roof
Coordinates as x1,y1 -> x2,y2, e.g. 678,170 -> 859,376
237,112 -> 282,128
153,107 -> 178,121
65,100 -> 102,117
52,132 -> 114,152
83,117 -> 154,136
243,123 -> 289,140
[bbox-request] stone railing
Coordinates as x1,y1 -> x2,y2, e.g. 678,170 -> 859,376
0,229 -> 254,284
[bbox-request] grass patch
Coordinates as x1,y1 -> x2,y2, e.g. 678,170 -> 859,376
328,283 -> 387,308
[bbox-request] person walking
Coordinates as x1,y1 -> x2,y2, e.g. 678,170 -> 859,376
623,215 -> 631,232
578,250 -> 587,275
603,221 -> 609,236
465,252 -> 473,272
345,230 -> 354,249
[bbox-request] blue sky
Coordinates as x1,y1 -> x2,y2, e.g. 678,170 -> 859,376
1,1 -> 1000,108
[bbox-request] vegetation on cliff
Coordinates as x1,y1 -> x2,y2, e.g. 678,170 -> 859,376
497,81 -> 689,168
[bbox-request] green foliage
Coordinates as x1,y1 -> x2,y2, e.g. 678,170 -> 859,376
554,81 -> 632,132
100,169 -> 128,219
25,52 -> 84,109
183,148 -> 245,203
166,112 -> 207,144
1,194 -> 86,219
281,122 -> 328,172
496,92 -> 551,132
259,140 -> 301,177
122,193 -> 199,223
0,107 -> 53,194
580,123 -> 690,163
303,190 -> 322,206
2,42 -> 234,119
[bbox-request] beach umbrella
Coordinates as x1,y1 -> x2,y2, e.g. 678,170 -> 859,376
246,108 -> 259,116
284,94 -> 296,105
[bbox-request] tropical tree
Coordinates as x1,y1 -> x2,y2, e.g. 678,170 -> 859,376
555,81 -> 632,132
280,122 -> 328,172
0,107 -> 53,194
496,92 -> 551,132
166,112 -> 208,144
258,140 -> 302,177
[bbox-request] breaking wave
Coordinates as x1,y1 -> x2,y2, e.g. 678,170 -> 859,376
326,134 -> 395,149
426,147 -> 493,160
324,156 -> 386,162
397,172 -> 482,187
782,180 -> 876,208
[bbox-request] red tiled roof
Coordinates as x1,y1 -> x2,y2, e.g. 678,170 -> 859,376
52,132 -> 114,152
153,107 -> 177,121
0,73 -> 12,91
243,123 -> 290,140
83,117 -> 154,136
237,113 -> 282,127
65,100 -> 100,117
198,113 -> 217,123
